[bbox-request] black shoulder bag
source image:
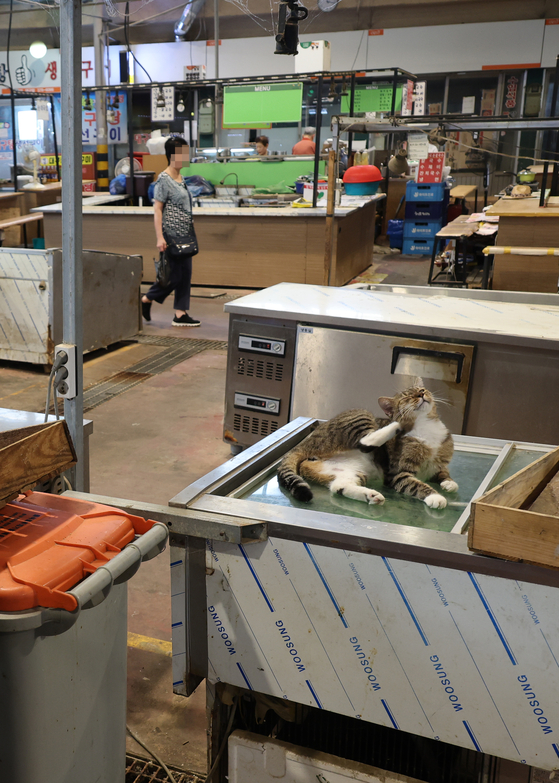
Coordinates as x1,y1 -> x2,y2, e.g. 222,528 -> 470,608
162,186 -> 199,260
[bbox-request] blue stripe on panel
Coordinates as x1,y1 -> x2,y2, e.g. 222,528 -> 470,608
463,721 -> 483,752
236,662 -> 253,690
552,743 -> 559,759
304,543 -> 349,628
382,558 -> 429,646
306,680 -> 323,709
238,544 -> 275,612
170,560 -> 183,567
468,573 -> 516,665
381,699 -> 399,730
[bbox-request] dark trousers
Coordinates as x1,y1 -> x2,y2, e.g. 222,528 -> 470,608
146,255 -> 192,311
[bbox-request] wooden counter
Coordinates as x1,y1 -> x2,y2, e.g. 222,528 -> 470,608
0,191 -> 25,245
41,197 -> 383,287
485,196 -> 559,292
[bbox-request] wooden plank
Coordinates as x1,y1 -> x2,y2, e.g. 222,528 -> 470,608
469,502 -> 559,569
473,447 -> 559,509
486,195 -> 559,217
450,185 -> 478,199
0,421 -> 77,508
0,213 -> 44,229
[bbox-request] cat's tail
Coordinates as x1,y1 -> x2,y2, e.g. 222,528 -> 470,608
277,451 -> 313,502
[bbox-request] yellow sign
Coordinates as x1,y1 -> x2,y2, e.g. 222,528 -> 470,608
40,154 -> 93,166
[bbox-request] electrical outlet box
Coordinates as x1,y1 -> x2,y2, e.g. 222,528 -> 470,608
54,343 -> 77,400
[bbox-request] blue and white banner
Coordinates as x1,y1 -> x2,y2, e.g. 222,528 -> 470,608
205,538 -> 559,770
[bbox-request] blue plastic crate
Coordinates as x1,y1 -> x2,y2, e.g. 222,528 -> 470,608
402,237 -> 435,256
405,200 -> 448,221
403,220 -> 443,239
386,219 -> 404,249
406,181 -> 447,201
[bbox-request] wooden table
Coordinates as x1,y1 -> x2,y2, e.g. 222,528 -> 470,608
427,215 -> 492,289
485,196 -> 559,292
41,197 -> 384,287
0,191 -> 25,246
450,184 -> 478,212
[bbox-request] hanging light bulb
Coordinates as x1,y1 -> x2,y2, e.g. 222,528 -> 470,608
176,94 -> 185,113
328,77 -> 337,101
340,77 -> 349,97
156,87 -> 166,108
84,91 -> 93,111
106,93 -> 116,122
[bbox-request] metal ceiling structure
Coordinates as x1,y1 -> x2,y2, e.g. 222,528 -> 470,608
1,0 -> 559,47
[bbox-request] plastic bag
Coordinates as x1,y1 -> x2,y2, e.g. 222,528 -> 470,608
109,174 -> 126,195
183,175 -> 215,197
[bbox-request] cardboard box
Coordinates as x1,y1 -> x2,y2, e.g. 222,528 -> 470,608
142,155 -> 167,178
469,446 -> 559,569
294,41 -> 331,73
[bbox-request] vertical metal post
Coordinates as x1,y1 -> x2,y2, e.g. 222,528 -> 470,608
540,162 -> 549,206
10,91 -> 18,191
60,0 -> 84,490
214,0 -> 219,79
49,95 -> 61,182
312,75 -> 323,208
348,72 -> 356,158
127,89 -> 136,201
94,13 -> 109,191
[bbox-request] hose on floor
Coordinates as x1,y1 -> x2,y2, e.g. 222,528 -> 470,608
204,697 -> 238,783
126,724 -> 177,783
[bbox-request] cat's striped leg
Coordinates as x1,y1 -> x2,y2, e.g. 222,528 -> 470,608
389,471 -> 447,508
359,421 -> 402,449
435,468 -> 459,493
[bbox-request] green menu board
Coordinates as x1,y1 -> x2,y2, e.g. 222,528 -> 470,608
223,83 -> 303,128
341,84 -> 403,114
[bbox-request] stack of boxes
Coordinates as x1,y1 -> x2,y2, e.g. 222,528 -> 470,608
403,181 -> 449,255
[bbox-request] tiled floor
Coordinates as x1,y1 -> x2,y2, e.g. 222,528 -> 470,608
0,252 -> 432,775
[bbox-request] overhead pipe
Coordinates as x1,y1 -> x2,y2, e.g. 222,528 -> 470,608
175,0 -> 207,41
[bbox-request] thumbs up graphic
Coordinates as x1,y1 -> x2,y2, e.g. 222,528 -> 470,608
16,55 -> 33,86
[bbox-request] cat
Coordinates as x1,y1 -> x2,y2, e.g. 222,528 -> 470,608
277,380 -> 458,509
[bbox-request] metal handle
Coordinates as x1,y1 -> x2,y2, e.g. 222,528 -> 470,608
391,346 -> 465,384
68,522 -> 168,610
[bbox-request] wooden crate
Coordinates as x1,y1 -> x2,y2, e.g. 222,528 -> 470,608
468,446 -> 559,569
0,420 -> 76,509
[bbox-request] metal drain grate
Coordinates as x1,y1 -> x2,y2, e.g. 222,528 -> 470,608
125,753 -> 203,783
80,336 -> 228,413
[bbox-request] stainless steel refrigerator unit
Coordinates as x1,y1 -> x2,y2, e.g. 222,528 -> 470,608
222,283 -> 559,450
166,419 -> 559,781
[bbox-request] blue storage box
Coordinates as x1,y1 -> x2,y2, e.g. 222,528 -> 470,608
402,238 -> 435,256
406,181 -> 447,201
403,220 -> 443,239
386,219 -> 404,249
405,200 -> 448,221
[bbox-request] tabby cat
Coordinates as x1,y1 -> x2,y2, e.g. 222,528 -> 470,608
277,380 -> 458,509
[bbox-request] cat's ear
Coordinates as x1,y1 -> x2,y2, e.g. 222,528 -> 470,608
414,376 -> 424,388
378,396 -> 395,417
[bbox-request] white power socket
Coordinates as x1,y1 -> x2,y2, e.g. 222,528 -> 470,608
53,343 -> 77,400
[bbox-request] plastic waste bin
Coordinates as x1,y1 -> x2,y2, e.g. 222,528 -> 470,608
0,491 -> 168,783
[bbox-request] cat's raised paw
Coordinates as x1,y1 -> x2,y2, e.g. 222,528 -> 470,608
440,479 -> 459,493
424,493 -> 447,509
359,422 -> 401,448
365,489 -> 385,505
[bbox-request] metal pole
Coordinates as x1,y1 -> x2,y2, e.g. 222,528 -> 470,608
312,75 -> 323,208
348,72 -> 355,159
10,91 -> 18,191
214,0 -> 219,79
94,13 -> 109,191
60,0 -> 84,490
127,89 -> 136,201
49,95 -> 61,182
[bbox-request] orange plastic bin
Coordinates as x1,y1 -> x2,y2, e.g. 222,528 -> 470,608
0,491 -> 168,783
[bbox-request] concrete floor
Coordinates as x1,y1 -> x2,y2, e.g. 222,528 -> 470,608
0,252 -> 431,776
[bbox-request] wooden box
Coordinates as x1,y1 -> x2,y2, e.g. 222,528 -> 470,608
468,446 -> 559,569
0,420 -> 77,509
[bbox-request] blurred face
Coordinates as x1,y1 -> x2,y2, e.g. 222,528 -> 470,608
255,141 -> 268,155
171,145 -> 190,168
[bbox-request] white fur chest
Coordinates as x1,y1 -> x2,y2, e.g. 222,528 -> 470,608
405,416 -> 448,451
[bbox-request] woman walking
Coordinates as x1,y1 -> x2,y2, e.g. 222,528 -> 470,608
141,136 -> 200,327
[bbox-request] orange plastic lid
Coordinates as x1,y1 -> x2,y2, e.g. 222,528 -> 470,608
343,165 -> 383,183
0,492 -> 154,613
